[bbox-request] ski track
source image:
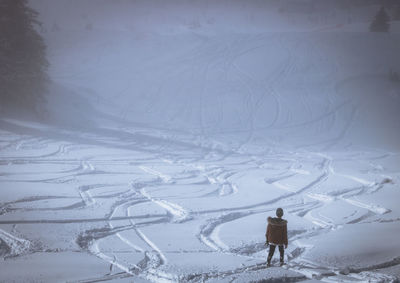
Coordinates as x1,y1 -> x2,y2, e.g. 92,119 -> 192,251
1,38 -> 399,282
0,228 -> 31,257
140,187 -> 189,223
1,131 -> 397,282
193,155 -> 338,280
139,165 -> 172,183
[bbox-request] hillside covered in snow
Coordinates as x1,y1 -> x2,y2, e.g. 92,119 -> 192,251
1,0 -> 400,282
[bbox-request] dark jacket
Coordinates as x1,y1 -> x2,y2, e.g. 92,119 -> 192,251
266,217 -> 288,246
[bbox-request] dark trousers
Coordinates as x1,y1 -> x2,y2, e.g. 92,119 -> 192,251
268,245 -> 284,263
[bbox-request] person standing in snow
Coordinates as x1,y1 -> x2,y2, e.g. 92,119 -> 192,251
265,207 -> 288,267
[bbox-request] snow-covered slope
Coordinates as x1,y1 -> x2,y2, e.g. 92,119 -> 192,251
27,0 -> 400,152
44,28 -> 400,151
1,1 -> 399,282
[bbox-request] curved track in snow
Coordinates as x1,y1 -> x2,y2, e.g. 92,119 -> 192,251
1,31 -> 400,282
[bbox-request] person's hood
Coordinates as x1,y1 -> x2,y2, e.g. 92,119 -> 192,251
268,216 -> 287,226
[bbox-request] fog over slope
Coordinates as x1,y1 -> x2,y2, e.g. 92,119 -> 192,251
1,1 -> 400,282
28,0 -> 400,152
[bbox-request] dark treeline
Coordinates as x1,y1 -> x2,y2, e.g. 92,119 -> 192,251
0,0 -> 48,117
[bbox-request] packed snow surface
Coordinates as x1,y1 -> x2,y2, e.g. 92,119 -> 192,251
1,122 -> 399,282
1,1 -> 400,282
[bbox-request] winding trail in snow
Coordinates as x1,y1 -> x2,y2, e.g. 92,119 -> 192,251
1,32 -> 400,283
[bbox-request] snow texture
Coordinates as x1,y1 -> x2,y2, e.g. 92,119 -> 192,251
1,0 -> 400,282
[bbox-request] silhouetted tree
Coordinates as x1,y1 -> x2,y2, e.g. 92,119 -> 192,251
0,0 -> 48,114
369,6 -> 390,32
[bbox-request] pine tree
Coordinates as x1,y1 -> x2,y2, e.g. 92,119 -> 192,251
0,0 -> 48,114
369,6 -> 390,32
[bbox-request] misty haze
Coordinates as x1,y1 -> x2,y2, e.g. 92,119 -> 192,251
1,0 -> 400,282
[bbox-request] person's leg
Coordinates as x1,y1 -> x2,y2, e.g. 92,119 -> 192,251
278,245 -> 285,265
267,245 -> 276,265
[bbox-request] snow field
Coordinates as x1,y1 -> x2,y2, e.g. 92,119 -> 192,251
0,126 -> 399,282
2,2 -> 400,280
